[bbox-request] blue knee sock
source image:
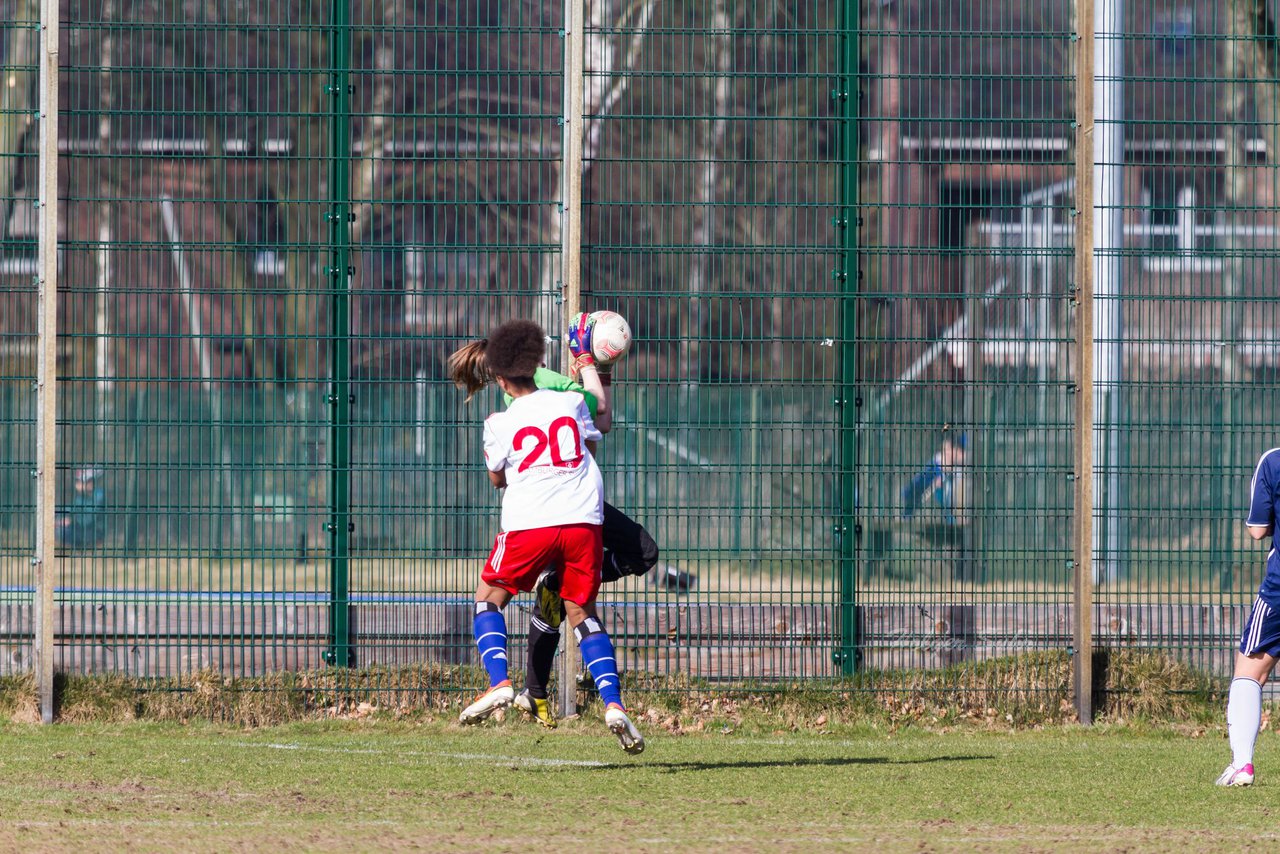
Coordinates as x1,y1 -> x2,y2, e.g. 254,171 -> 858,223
474,602 -> 509,687
574,617 -> 624,709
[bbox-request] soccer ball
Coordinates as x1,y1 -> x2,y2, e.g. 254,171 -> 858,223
590,310 -> 633,365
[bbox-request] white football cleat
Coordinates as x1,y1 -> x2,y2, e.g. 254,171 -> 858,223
1215,763 -> 1255,787
459,681 -> 514,725
605,703 -> 645,755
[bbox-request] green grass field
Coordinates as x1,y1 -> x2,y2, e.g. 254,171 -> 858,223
2,717 -> 1279,852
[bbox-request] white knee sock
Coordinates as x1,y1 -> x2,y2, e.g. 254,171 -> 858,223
1228,677 -> 1263,768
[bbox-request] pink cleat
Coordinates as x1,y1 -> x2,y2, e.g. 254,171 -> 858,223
1215,763 -> 1255,787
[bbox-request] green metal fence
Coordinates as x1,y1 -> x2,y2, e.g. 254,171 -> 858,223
5,0 -> 1280,715
1,0 -> 37,677
859,0 -> 1277,700
854,2 -> 1077,697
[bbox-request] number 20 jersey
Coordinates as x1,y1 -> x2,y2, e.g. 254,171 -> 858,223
483,389 -> 605,532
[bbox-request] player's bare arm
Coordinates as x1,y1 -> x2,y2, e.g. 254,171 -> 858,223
489,470 -> 507,489
1248,524 -> 1273,541
577,365 -> 611,433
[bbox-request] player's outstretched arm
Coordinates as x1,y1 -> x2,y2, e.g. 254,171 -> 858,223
577,365 -> 611,434
565,309 -> 634,435
567,313 -> 614,433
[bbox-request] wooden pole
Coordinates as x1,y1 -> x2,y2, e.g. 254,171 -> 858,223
34,0 -> 60,725
1073,0 -> 1096,726
557,0 -> 586,721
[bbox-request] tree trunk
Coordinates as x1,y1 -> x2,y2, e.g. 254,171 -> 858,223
582,0 -> 655,166
678,0 -> 732,383
0,1 -> 38,242
186,1 -> 272,383
540,0 -> 653,339
350,2 -> 396,246
279,16 -> 331,401
1242,0 -> 1280,164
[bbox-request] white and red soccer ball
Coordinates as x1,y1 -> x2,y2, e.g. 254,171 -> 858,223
590,310 -> 632,365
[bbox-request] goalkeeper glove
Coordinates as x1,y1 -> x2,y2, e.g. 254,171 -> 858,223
567,312 -> 596,376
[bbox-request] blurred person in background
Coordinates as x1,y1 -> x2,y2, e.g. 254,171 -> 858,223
901,428 -> 975,583
56,467 -> 107,549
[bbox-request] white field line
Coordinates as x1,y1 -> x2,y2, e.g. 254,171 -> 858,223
224,741 -> 608,768
0,818 -> 406,830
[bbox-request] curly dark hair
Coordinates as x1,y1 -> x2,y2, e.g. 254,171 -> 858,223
483,320 -> 545,383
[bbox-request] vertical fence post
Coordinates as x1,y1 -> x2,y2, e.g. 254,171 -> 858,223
834,0 -> 860,676
325,0 -> 355,668
1073,0 -> 1096,725
34,0 -> 60,724
556,0 -> 586,720
1093,0 -> 1125,586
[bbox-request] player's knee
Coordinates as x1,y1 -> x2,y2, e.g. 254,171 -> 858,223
563,599 -> 593,625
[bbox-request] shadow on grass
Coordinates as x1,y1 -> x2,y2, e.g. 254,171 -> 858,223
593,754 -> 996,772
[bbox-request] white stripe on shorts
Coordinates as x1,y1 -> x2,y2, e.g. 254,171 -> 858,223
1246,597 -> 1270,655
490,532 -> 508,572
1257,599 -> 1271,654
1260,600 -> 1272,652
1246,598 -> 1261,654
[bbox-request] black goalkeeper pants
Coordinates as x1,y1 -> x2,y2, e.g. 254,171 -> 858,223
601,502 -> 659,584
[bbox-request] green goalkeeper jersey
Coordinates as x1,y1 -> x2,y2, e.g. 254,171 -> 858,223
503,367 -> 599,418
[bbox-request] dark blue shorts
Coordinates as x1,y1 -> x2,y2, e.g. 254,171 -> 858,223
1239,597 -> 1280,657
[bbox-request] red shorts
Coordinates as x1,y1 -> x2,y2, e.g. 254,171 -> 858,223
481,523 -> 604,606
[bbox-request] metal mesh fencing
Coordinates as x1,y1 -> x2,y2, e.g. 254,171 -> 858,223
9,0 -> 1280,711
1090,0 -> 1280,677
24,0 -> 853,694
859,0 -> 1279,695
45,0 -> 568,687
346,0 -> 566,681
578,1 -> 844,681
0,1 -> 38,676
54,1 -> 333,675
856,1 -> 1076,692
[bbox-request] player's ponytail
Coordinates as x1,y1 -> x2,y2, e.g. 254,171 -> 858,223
447,339 -> 492,402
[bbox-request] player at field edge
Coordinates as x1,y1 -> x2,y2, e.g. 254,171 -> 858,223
453,319 -> 644,754
1217,446 -> 1280,786
449,312 -> 680,729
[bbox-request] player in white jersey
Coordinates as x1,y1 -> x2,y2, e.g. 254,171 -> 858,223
457,320 -> 643,754
449,314 -> 677,729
